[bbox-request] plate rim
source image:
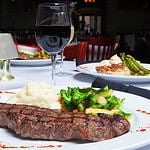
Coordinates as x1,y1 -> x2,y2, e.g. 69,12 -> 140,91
10,56 -> 61,66
76,62 -> 150,83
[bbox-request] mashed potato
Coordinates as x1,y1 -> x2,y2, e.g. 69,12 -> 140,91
109,54 -> 122,64
8,81 -> 61,109
99,54 -> 122,66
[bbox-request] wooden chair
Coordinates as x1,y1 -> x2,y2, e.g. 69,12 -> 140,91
113,35 -> 120,50
85,35 -> 120,61
63,42 -> 88,61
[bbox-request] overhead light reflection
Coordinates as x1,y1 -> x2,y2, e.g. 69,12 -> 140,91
84,0 -> 96,3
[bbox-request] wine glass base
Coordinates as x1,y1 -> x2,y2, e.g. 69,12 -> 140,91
56,71 -> 72,77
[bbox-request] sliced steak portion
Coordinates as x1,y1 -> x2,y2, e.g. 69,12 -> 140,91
0,103 -> 130,141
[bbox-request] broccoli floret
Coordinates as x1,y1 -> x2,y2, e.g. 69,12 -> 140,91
60,87 -> 92,112
60,88 -> 75,111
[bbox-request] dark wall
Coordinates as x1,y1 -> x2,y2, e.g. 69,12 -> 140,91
0,0 -> 37,30
0,0 -> 150,35
105,0 -> 150,34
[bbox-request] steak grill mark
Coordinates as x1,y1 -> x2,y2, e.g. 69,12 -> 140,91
0,103 -> 130,141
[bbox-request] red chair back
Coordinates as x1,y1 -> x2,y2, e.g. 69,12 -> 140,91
86,35 -> 120,61
15,42 -> 89,62
63,42 -> 88,61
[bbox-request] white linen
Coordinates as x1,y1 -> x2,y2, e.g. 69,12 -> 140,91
0,61 -> 95,90
0,60 -> 150,149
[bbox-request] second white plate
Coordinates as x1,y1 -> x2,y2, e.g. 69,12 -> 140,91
77,62 -> 150,83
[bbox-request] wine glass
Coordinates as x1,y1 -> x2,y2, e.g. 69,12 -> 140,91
35,3 -> 71,86
56,24 -> 75,77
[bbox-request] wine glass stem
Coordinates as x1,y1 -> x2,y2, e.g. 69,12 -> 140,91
60,51 -> 64,73
51,55 -> 57,86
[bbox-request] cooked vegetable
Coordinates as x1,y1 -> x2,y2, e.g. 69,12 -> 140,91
90,95 -> 124,110
90,86 -> 113,106
85,108 -> 119,115
29,50 -> 50,59
60,86 -> 131,118
60,87 -> 94,112
120,53 -> 150,76
97,96 -> 107,104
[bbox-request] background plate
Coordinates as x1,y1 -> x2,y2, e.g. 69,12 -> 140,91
11,55 -> 62,66
77,62 -> 150,83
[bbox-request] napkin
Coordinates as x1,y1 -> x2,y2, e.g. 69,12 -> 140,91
92,77 -> 150,99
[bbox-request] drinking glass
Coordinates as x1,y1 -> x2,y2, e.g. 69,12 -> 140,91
56,24 -> 74,77
35,3 -> 71,86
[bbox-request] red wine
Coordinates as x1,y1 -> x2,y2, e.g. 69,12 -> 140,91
36,26 -> 71,55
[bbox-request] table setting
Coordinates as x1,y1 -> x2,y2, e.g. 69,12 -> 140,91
1,2 -> 150,150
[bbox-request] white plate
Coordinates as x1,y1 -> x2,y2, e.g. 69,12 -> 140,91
0,89 -> 150,150
11,56 -> 61,66
77,62 -> 150,83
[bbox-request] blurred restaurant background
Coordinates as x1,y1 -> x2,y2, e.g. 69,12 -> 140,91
0,0 -> 150,62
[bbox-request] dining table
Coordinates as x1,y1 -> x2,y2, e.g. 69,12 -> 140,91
0,59 -> 150,150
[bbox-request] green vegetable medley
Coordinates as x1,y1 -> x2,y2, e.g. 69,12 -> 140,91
60,86 -> 131,119
29,50 -> 50,59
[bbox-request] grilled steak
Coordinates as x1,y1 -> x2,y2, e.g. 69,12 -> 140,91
0,103 -> 130,141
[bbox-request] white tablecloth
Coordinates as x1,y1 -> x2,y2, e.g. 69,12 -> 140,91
9,61 -> 95,89
0,60 -> 150,150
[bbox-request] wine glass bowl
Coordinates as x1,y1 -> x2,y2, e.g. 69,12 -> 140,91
35,3 -> 71,85
56,21 -> 75,77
